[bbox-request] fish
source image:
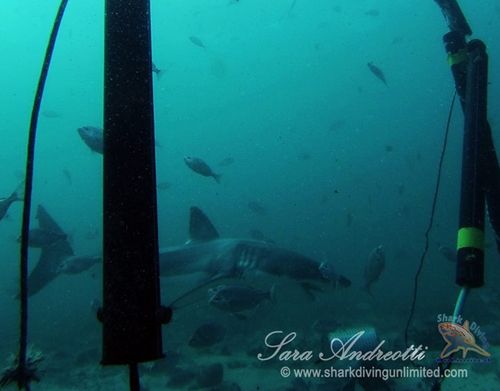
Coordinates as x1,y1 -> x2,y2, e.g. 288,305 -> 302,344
365,9 -> 380,16
329,119 -> 345,132
184,156 -> 221,183
298,152 -> 312,161
77,126 -> 103,154
247,201 -> 267,216
346,212 -> 353,227
90,298 -> 101,315
77,126 -> 161,154
208,284 -> 274,315
367,62 -> 388,86
27,205 -> 74,296
56,255 -> 101,274
211,382 -> 241,391
41,110 -> 61,118
196,363 -> 223,388
362,245 -> 385,295
287,0 -> 297,16
20,204 -> 353,297
438,320 -> 490,359
157,181 -> 172,191
189,36 -> 206,49
218,157 -> 235,167
438,245 -> 455,262
62,168 -> 72,185
167,368 -> 197,388
20,228 -> 67,248
189,322 -> 226,348
0,183 -> 24,222
159,207 -> 351,295
152,62 -> 164,79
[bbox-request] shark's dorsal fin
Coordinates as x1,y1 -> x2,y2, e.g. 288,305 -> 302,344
36,205 -> 65,234
463,320 -> 470,331
189,206 -> 219,241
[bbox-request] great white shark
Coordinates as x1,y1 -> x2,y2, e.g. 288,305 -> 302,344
26,206 -> 351,296
159,207 -> 351,292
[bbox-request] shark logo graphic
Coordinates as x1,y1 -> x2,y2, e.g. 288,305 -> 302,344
438,320 -> 491,359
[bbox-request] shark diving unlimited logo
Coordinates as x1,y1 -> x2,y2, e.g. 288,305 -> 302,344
436,314 -> 491,363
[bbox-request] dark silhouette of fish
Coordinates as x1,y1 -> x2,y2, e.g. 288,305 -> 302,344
362,245 -> 385,295
365,9 -> 380,16
157,181 -> 171,191
189,36 -> 206,49
0,183 -> 23,222
184,156 -> 221,183
189,322 -> 226,348
77,126 -> 162,155
41,110 -> 61,118
367,62 -> 387,86
247,201 -> 267,216
152,62 -> 164,79
77,126 -> 103,154
19,228 -> 67,248
27,205 -> 74,296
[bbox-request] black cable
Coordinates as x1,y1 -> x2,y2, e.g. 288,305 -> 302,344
9,1 -> 69,389
404,91 -> 457,349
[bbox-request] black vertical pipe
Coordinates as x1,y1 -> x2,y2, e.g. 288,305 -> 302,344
102,0 -> 163,364
456,40 -> 488,288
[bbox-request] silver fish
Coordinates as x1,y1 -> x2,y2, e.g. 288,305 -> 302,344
438,245 -> 455,262
208,284 -> 274,314
367,62 -> 387,86
152,62 -> 164,79
189,36 -> 206,49
363,245 -> 385,295
184,156 -> 221,183
189,322 -> 226,348
77,126 -> 161,155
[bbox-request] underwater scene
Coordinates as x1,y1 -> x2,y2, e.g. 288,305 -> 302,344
1,0 -> 500,390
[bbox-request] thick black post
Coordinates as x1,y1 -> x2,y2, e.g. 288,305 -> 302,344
102,0 -> 163,364
456,40 -> 488,288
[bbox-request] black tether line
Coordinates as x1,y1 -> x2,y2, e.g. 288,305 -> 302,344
404,91 -> 457,349
17,1 -> 68,389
